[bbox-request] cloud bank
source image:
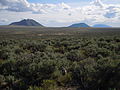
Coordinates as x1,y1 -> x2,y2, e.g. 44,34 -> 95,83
0,0 -> 120,27
0,0 -> 70,13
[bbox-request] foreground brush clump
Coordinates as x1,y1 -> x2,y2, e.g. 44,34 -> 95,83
0,36 -> 120,90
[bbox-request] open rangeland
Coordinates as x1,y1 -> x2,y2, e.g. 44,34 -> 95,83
0,26 -> 120,90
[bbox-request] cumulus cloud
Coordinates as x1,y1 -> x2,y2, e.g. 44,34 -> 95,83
0,0 -> 120,27
0,18 -> 8,22
78,0 -> 120,23
0,0 -> 30,12
91,0 -> 104,8
0,0 -> 71,13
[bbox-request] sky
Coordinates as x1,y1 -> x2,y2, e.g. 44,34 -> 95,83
29,0 -> 90,3
0,0 -> 120,27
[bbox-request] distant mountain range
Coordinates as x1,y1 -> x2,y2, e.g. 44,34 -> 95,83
9,19 -> 112,28
93,24 -> 111,27
68,23 -> 111,28
68,23 -> 90,27
9,19 -> 44,27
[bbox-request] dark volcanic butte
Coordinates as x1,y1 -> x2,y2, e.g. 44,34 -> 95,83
68,23 -> 90,27
9,19 -> 44,27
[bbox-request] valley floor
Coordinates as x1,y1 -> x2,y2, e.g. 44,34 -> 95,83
0,26 -> 120,90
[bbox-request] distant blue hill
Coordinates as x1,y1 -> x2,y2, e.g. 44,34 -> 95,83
69,23 -> 90,27
93,24 -> 111,28
10,19 -> 44,27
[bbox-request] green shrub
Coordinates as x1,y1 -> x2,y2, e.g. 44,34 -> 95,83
58,73 -> 72,86
42,80 -> 57,90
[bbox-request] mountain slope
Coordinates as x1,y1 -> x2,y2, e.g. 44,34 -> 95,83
69,23 -> 90,27
93,24 -> 111,27
9,19 -> 44,26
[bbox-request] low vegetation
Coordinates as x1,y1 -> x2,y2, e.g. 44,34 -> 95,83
0,27 -> 120,90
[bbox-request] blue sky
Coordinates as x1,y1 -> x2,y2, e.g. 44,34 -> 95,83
28,0 -> 120,4
29,0 -> 92,4
0,0 -> 120,27
28,0 -> 93,7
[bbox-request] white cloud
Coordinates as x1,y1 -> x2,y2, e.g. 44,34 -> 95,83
91,0 -> 105,8
0,0 -> 120,27
0,0 -> 30,12
0,0 -> 71,13
0,18 -> 8,22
